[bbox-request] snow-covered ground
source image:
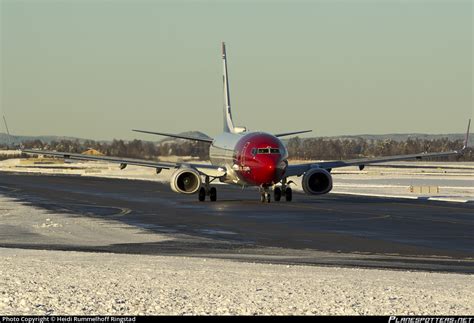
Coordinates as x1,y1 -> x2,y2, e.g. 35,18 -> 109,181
0,150 -> 22,156
1,157 -> 473,202
2,247 -> 473,315
0,196 -> 472,315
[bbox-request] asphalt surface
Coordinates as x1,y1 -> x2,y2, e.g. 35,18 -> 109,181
0,172 -> 473,273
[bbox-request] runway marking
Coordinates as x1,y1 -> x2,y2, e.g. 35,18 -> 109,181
387,200 -> 473,212
384,214 -> 473,226
280,201 -> 389,218
0,185 -> 20,193
1,185 -> 134,217
115,207 -> 132,216
289,214 -> 392,223
260,201 -> 472,228
20,200 -> 132,218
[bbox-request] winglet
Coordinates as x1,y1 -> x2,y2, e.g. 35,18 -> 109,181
2,115 -> 12,149
462,118 -> 471,150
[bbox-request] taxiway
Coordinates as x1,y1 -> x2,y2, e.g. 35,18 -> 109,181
0,172 -> 472,273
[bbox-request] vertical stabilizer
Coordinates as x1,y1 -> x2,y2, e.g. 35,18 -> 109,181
222,42 -> 236,133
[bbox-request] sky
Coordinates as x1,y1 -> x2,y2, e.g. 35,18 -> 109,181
0,0 -> 472,141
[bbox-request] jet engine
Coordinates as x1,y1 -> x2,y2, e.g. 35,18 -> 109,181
170,168 -> 202,194
302,168 -> 333,195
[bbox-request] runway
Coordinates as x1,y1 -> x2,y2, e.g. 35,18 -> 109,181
0,172 -> 473,273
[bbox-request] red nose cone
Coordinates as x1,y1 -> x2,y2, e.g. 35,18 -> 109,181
234,132 -> 289,186
253,155 -> 283,185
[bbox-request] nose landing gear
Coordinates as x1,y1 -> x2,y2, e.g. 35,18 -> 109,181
259,186 -> 271,203
260,191 -> 271,203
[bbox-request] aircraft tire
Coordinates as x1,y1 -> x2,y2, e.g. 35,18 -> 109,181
210,187 -> 217,202
198,187 -> 206,202
274,187 -> 281,201
285,187 -> 292,202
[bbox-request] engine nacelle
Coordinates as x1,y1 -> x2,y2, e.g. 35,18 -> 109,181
170,168 -> 202,194
302,168 -> 333,195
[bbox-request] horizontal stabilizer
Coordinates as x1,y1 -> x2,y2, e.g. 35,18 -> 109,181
274,130 -> 312,138
133,129 -> 213,143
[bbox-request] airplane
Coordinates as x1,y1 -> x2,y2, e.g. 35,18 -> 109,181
22,42 -> 471,203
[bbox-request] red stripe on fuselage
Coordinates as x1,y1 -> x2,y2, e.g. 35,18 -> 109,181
234,132 -> 288,186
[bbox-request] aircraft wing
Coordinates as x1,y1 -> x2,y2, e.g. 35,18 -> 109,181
285,150 -> 462,177
21,149 -> 226,176
274,130 -> 312,138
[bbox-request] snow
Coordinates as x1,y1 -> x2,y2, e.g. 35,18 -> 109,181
1,246 -> 472,315
1,160 -> 473,314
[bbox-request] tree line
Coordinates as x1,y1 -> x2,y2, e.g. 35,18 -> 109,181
15,139 -> 210,160
1,137 -> 472,161
286,137 -> 472,161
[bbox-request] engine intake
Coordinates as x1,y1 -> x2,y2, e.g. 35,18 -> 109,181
302,168 -> 333,195
170,168 -> 202,194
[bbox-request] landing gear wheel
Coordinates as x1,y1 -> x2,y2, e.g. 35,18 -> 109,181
198,187 -> 206,202
274,187 -> 282,202
260,192 -> 271,203
285,187 -> 292,202
210,187 -> 217,202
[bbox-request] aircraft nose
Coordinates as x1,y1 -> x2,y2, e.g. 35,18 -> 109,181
257,156 -> 286,184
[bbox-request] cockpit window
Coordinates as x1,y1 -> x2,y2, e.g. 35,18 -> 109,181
251,148 -> 257,156
256,148 -> 280,154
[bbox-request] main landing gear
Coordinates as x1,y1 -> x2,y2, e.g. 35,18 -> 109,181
284,187 -> 292,201
273,186 -> 292,202
198,176 -> 217,202
260,183 -> 292,203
